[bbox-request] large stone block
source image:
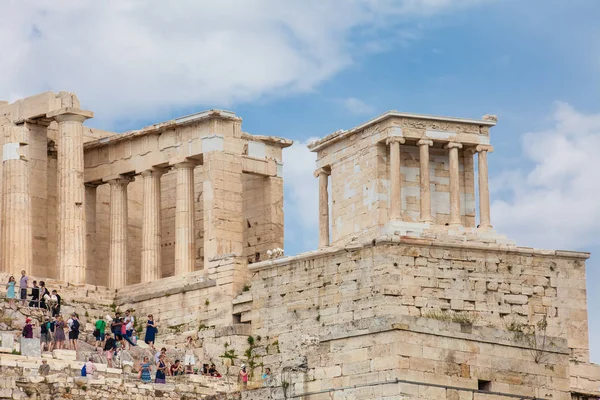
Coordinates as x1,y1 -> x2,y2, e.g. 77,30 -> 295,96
0,332 -> 14,352
19,338 -> 40,358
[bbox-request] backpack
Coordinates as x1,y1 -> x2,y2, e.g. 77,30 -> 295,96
72,319 -> 80,332
81,364 -> 86,377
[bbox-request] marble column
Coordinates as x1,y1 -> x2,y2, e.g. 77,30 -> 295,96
47,107 -> 93,284
417,139 -> 433,223
445,142 -> 463,226
1,124 -> 32,275
386,137 -> 405,221
315,167 -> 330,248
174,162 -> 196,276
476,145 -> 493,229
85,184 -> 97,284
141,168 -> 164,283
108,177 -> 132,289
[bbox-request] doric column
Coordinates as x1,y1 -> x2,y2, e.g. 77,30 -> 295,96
1,124 -> 32,275
174,162 -> 196,276
47,107 -> 93,284
108,176 -> 132,289
314,167 -> 330,248
85,184 -> 98,284
476,145 -> 493,229
386,137 -> 405,221
445,142 -> 463,226
141,168 -> 165,282
417,139 -> 433,223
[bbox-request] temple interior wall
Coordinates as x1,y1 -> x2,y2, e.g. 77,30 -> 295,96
29,123 -> 50,278
324,127 -> 476,246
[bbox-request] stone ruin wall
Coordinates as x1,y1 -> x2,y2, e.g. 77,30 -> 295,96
1,94 -> 285,287
83,117 -> 285,287
231,240 -> 595,398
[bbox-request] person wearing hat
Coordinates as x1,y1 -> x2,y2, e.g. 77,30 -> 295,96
22,318 -> 33,339
239,364 -> 249,389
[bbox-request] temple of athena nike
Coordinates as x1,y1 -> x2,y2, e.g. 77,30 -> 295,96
0,91 -> 598,399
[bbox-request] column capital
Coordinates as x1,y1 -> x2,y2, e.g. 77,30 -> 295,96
47,107 -> 94,123
386,136 -> 405,145
106,175 -> 134,186
141,167 -> 167,178
173,161 -> 197,170
313,166 -> 331,178
444,142 -> 463,150
417,139 -> 433,147
475,144 -> 494,153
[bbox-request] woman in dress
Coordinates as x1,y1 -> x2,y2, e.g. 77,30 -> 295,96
144,314 -> 157,351
140,356 -> 152,383
155,353 -> 167,384
54,315 -> 66,349
6,276 -> 16,305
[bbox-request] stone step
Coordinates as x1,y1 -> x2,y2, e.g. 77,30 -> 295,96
52,349 -> 77,361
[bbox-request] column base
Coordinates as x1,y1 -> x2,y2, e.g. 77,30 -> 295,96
383,221 -> 431,238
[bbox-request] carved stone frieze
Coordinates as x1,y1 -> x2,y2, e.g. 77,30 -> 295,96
392,118 -> 485,135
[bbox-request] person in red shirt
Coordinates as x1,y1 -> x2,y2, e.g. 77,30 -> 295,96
22,318 -> 33,339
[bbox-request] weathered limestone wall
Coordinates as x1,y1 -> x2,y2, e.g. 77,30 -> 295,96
249,241 -> 591,361
115,270 -> 235,330
239,239 -> 596,398
241,318 -> 573,399
243,175 -> 284,263
0,361 -> 227,399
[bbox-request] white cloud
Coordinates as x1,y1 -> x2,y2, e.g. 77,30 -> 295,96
0,0 -> 484,127
492,102 -> 600,250
283,139 -> 319,251
341,97 -> 375,115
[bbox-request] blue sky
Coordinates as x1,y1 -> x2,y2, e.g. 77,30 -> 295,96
1,0 -> 598,362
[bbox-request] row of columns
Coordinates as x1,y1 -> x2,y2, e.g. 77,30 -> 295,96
0,108 -> 199,287
315,139 -> 493,247
1,109 -> 93,280
387,138 -> 492,228
99,162 -> 197,289
387,138 -> 492,229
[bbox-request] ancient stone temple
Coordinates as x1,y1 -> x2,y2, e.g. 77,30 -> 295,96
0,92 -> 598,400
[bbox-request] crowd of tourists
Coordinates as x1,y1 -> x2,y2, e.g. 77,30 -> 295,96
8,271 -> 275,387
6,270 -> 62,315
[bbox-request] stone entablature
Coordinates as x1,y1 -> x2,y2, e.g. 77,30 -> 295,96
308,111 -> 498,247
83,109 -> 288,183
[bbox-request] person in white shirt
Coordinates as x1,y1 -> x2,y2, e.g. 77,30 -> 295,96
123,309 -> 136,349
84,358 -> 97,377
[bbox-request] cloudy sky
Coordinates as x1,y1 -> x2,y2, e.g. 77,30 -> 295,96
1,0 -> 599,361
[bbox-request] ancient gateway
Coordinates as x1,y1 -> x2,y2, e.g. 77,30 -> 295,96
0,91 -> 598,399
